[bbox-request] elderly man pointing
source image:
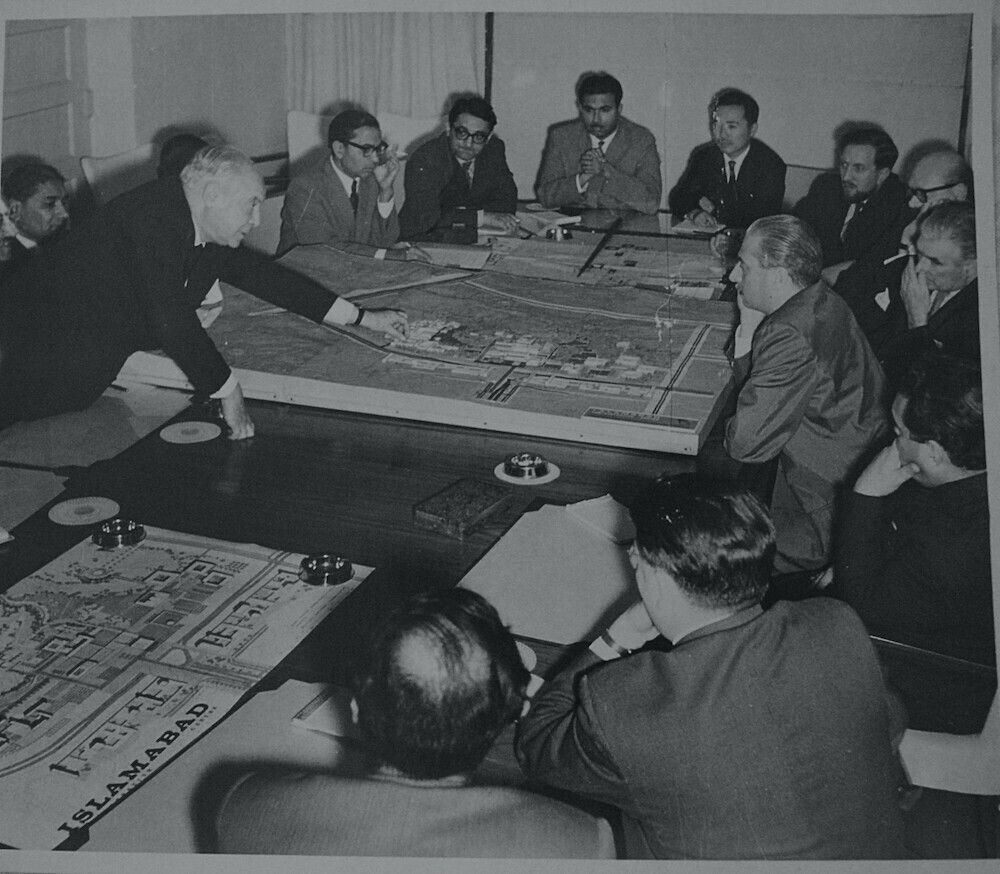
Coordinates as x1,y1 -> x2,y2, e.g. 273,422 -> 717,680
0,146 -> 407,438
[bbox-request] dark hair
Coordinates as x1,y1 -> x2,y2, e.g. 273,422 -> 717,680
898,353 -> 984,471
838,126 -> 899,171
328,109 -> 381,149
2,163 -> 65,203
158,134 -> 209,178
576,71 -> 623,106
629,474 -> 775,610
448,95 -> 497,130
353,588 -> 529,780
745,214 -> 824,288
917,200 -> 977,262
710,88 -> 760,126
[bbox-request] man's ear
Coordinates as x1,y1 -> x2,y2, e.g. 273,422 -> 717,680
349,696 -> 360,725
749,122 -> 758,139
7,200 -> 22,223
961,257 -> 978,285
876,166 -> 890,188
201,180 -> 222,206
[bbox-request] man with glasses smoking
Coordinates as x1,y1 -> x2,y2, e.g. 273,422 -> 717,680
831,148 -> 972,353
399,95 -> 518,243
278,109 -> 426,261
537,71 -> 661,215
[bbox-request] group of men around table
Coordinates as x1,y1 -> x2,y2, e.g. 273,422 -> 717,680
0,67 -> 994,859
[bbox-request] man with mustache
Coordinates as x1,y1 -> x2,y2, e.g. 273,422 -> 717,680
536,71 -> 662,215
794,125 -> 910,282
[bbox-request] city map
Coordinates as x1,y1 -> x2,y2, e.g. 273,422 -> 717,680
121,244 -> 737,454
0,527 -> 368,849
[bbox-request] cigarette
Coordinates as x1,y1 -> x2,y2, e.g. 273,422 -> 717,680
883,252 -> 910,265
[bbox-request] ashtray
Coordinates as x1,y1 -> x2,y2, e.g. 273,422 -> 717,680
92,518 -> 146,549
299,554 -> 354,586
494,452 -> 561,486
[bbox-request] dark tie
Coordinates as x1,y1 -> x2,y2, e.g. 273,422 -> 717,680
462,161 -> 474,188
728,159 -> 736,184
350,179 -> 359,216
597,140 -> 606,156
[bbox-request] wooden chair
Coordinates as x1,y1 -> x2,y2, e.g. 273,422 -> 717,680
79,143 -> 157,207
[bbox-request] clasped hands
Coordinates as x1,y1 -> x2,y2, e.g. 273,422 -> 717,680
577,147 -> 609,186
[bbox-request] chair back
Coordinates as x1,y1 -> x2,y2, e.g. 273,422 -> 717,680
783,163 -> 828,212
80,143 -> 157,207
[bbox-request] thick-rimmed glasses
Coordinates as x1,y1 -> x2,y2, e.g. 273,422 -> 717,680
346,140 -> 389,158
908,181 -> 959,204
451,125 -> 490,145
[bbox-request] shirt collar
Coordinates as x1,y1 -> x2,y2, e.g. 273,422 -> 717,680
15,232 -> 38,250
589,127 -> 618,151
673,601 -> 763,646
330,155 -> 358,197
723,142 -> 751,176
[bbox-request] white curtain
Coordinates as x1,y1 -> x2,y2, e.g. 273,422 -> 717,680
285,12 -> 485,119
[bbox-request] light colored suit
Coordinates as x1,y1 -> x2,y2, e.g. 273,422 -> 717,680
277,156 -> 399,257
536,117 -> 662,214
726,282 -> 888,572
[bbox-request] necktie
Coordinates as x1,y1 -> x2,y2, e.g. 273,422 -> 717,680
840,202 -> 857,241
350,179 -> 359,216
462,161 -> 474,187
728,159 -> 737,184
597,140 -> 606,156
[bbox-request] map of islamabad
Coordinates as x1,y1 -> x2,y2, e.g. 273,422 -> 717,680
0,527 -> 367,849
120,244 -> 737,454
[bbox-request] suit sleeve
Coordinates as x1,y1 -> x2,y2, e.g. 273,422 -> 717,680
536,130 -> 587,209
217,247 -> 340,324
515,651 -> 633,809
399,148 -> 449,240
480,140 -> 519,215
668,149 -> 712,218
592,135 -> 662,214
125,211 -> 233,395
724,320 -> 818,463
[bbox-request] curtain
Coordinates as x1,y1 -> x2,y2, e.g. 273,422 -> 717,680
285,12 -> 484,119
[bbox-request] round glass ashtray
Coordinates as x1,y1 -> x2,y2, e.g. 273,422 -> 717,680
299,554 -> 354,586
92,518 -> 146,549
494,452 -> 561,486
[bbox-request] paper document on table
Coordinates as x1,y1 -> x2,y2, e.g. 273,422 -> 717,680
460,503 -> 635,644
419,243 -> 491,270
565,494 -> 635,544
292,684 -> 360,740
515,210 -> 582,237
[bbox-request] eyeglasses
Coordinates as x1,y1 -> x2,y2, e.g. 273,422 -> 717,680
908,181 -> 959,204
346,140 -> 389,158
451,125 -> 490,145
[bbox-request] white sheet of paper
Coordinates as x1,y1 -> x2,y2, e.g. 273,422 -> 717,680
460,503 -> 635,644
565,494 -> 635,544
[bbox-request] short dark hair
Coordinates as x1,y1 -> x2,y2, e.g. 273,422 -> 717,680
353,588 -> 529,780
745,214 -> 824,288
448,95 -> 497,130
630,474 -> 776,610
328,109 -> 381,149
2,163 -> 65,203
158,134 -> 209,178
898,352 -> 985,471
710,88 -> 760,126
576,71 -> 623,106
838,126 -> 899,171
917,200 -> 977,262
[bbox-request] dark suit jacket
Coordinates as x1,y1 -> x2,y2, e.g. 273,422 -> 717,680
834,474 -> 994,733
0,236 -> 36,285
794,172 -> 910,267
276,156 -> 399,257
536,117 -> 662,214
832,238 -> 912,352
668,139 -> 786,229
399,132 -> 518,243
0,177 -> 339,425
877,278 -> 980,395
517,599 -> 907,859
216,765 -> 615,858
725,282 -> 888,571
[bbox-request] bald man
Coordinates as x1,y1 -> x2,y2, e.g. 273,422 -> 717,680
832,148 -> 971,351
